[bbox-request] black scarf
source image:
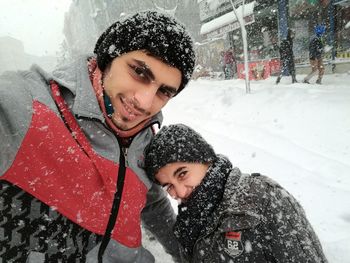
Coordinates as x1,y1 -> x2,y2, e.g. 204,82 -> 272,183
173,155 -> 232,258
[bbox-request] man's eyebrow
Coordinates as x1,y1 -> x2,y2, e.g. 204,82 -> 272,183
133,59 -> 155,80
173,166 -> 186,176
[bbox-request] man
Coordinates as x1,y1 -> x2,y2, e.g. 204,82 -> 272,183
220,51 -> 226,78
223,48 -> 235,79
276,29 -> 298,84
303,25 -> 326,84
0,11 -> 195,263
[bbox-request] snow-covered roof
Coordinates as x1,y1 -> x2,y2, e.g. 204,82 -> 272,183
200,1 -> 256,35
334,0 -> 350,7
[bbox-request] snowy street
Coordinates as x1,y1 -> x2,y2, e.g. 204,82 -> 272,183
145,73 -> 350,263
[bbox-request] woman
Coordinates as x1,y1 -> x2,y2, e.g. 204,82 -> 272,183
144,124 -> 327,263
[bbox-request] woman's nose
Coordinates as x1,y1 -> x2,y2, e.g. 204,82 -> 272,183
169,184 -> 188,200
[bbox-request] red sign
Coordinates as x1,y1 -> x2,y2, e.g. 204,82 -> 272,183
237,58 -> 281,80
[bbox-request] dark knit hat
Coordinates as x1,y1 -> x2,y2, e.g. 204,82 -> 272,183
144,124 -> 216,181
94,11 -> 195,94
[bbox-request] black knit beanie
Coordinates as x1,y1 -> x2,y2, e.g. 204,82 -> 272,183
94,11 -> 195,94
144,124 -> 216,181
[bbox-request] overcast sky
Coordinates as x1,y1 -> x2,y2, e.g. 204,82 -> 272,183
0,0 -> 72,56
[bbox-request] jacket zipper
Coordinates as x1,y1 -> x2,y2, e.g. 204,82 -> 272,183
122,147 -> 129,167
51,81 -> 133,261
97,143 -> 127,262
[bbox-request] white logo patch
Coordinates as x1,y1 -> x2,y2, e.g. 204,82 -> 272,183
223,231 -> 244,258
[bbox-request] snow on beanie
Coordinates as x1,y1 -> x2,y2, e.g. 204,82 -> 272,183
144,124 -> 216,181
94,11 -> 195,94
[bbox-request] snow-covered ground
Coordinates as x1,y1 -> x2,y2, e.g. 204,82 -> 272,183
144,73 -> 350,263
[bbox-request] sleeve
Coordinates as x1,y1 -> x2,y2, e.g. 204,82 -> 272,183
0,72 -> 33,176
260,177 -> 328,262
141,183 -> 182,262
86,239 -> 155,263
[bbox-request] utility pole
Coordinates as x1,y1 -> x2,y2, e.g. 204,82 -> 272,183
230,0 -> 250,94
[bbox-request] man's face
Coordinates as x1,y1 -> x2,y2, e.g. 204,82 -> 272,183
155,162 -> 209,202
102,50 -> 182,130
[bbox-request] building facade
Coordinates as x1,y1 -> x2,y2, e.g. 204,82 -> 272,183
61,0 -> 350,77
62,0 -> 201,60
197,0 -> 350,78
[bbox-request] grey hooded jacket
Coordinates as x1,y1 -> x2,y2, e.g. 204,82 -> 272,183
186,168 -> 328,263
0,56 -> 180,262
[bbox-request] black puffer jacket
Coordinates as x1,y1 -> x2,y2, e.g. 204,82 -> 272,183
309,35 -> 324,60
179,161 -> 328,263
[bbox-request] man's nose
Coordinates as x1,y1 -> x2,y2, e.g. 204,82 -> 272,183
134,84 -> 158,111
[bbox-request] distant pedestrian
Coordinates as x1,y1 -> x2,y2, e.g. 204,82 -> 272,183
220,51 -> 226,78
224,48 -> 235,79
276,29 -> 297,84
304,25 -> 326,84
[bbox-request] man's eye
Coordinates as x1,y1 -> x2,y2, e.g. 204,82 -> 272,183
158,86 -> 175,99
158,87 -> 171,98
134,66 -> 145,77
129,64 -> 149,81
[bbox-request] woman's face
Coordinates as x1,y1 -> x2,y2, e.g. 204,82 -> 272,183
155,162 -> 209,201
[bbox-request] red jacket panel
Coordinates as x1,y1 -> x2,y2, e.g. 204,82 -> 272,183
3,100 -> 147,248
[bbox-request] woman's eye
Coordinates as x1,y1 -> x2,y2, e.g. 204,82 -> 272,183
177,171 -> 187,180
162,184 -> 173,192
